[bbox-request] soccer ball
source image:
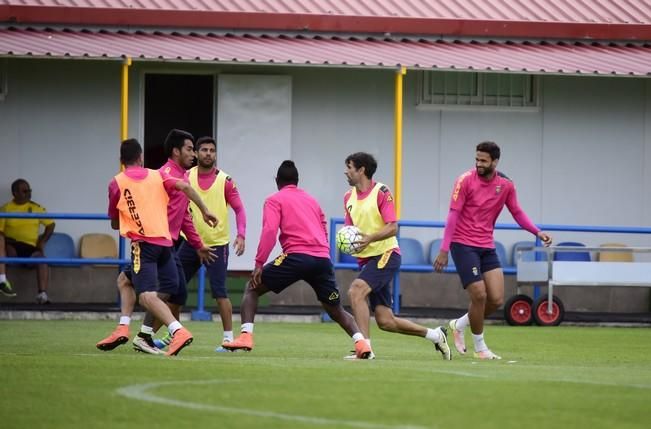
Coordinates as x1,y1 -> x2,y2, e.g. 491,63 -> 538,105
336,225 -> 363,255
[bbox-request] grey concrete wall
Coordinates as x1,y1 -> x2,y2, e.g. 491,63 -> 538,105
268,271 -> 650,313
0,266 -> 118,304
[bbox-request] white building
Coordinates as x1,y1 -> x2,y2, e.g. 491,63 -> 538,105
1,1 -> 650,312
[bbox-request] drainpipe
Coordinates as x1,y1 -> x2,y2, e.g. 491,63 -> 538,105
392,66 -> 406,315
118,56 -> 131,267
394,66 -> 406,219
120,56 -> 132,142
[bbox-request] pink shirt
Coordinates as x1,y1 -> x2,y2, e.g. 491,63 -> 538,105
441,169 -> 540,251
255,185 -> 330,268
107,166 -> 178,247
159,159 -> 204,249
198,168 -> 247,239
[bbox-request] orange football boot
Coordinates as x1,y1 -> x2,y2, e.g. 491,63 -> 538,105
96,324 -> 129,351
221,332 -> 254,351
354,339 -> 373,359
166,327 -> 194,356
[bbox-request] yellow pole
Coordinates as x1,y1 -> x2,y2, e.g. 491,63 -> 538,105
393,66 -> 406,219
120,57 -> 132,142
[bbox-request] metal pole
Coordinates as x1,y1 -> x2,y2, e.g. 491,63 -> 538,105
392,67 -> 406,313
191,265 -> 212,321
117,56 -> 132,304
120,57 -> 131,142
393,66 -> 406,219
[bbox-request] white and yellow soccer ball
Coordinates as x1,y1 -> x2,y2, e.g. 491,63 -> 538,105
336,225 -> 363,255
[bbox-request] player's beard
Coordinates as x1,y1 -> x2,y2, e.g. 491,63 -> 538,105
345,173 -> 357,186
477,165 -> 494,177
198,157 -> 214,169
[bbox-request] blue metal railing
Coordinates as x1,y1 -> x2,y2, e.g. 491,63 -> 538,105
329,217 -> 651,314
0,212 -> 128,266
0,211 -> 213,320
0,212 -> 128,308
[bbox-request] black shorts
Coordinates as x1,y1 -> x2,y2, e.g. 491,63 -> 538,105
358,250 -> 401,310
5,238 -> 39,257
166,245 -> 188,305
123,245 -> 185,301
449,242 -> 502,288
261,253 -> 341,305
177,239 -> 229,299
123,265 -> 133,282
129,241 -> 179,296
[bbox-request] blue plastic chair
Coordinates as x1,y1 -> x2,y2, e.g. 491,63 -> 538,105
553,241 -> 591,261
494,241 -> 509,267
512,240 -> 537,264
398,237 -> 427,265
44,232 -> 77,266
339,251 -> 357,264
428,239 -> 455,267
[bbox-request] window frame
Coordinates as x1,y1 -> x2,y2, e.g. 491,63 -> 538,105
416,70 -> 540,112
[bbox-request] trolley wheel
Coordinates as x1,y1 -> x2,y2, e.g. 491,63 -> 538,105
504,294 -> 534,326
532,295 -> 565,326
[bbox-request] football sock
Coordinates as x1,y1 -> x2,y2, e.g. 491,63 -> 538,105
352,332 -> 364,343
425,327 -> 442,343
223,330 -> 234,342
168,321 -> 182,334
0,274 -> 7,283
241,323 -> 254,333
455,314 -> 470,331
140,325 -> 154,335
472,333 -> 488,352
119,316 -> 131,326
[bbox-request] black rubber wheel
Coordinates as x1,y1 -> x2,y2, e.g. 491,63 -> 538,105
532,295 -> 565,326
504,294 -> 534,326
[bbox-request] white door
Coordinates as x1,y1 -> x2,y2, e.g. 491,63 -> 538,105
217,75 -> 292,271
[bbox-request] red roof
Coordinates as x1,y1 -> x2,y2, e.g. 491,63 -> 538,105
2,0 -> 651,39
4,0 -> 649,23
1,27 -> 650,76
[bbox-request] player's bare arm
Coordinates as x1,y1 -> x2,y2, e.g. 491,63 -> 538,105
174,181 -> 218,227
355,222 -> 397,252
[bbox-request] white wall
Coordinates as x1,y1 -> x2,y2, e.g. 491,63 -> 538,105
0,59 -> 122,243
290,68 -> 651,255
1,58 -> 650,268
217,74 -> 292,270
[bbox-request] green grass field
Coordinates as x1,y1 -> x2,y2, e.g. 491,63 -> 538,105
2,320 -> 650,429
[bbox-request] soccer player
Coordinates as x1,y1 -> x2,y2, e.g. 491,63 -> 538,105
107,138 -> 216,356
343,152 -> 451,360
222,160 -> 372,359
0,179 -> 55,303
96,130 -> 215,355
174,136 -> 247,351
434,141 -> 552,360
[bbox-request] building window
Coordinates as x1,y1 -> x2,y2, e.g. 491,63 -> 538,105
417,71 -> 538,109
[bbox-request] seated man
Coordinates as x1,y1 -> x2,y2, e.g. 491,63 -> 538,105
0,179 -> 55,304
